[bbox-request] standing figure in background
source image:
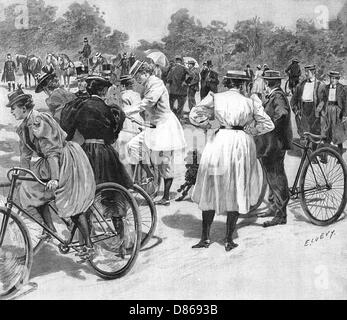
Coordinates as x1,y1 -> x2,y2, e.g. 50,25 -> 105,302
167,55 -> 189,119
320,71 -> 347,154
129,53 -> 136,68
79,38 -> 91,67
291,64 -> 327,139
35,71 -> 76,122
244,64 -> 254,95
186,60 -> 200,113
203,60 -> 219,97
200,62 -> 209,100
2,53 -> 17,92
118,53 -> 130,76
285,59 -> 301,94
252,65 -> 265,99
189,70 -> 274,251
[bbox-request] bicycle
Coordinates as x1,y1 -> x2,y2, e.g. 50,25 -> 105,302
254,132 -> 347,225
0,167 -> 142,299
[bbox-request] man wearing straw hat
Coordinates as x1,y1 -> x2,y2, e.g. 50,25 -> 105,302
291,64 -> 327,139
257,70 -> 293,227
320,71 -> 347,154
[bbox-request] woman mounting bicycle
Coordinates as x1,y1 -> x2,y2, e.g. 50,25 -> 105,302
6,86 -> 96,260
126,61 -> 187,206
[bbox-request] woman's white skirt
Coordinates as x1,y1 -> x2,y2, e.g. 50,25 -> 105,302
191,129 -> 262,214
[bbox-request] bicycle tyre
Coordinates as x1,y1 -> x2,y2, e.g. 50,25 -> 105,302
134,164 -> 161,199
130,184 -> 157,248
87,183 -> 142,280
0,208 -> 33,299
300,147 -> 347,226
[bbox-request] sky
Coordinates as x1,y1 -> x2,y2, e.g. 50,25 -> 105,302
2,0 -> 346,45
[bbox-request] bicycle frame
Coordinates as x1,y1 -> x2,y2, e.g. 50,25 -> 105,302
289,139 -> 329,197
0,169 -> 118,252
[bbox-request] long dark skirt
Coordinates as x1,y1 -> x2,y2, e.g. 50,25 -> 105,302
82,142 -> 133,188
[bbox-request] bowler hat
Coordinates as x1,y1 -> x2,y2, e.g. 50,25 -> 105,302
76,65 -> 89,79
129,60 -> 145,77
304,64 -> 316,71
263,70 -> 284,80
35,72 -> 57,93
224,70 -> 250,81
328,71 -> 340,78
6,87 -> 32,108
85,75 -> 112,88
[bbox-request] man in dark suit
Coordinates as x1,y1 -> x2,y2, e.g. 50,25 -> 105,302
285,58 -> 301,94
186,60 -> 200,113
2,54 -> 17,92
200,60 -> 219,99
291,64 -> 327,139
79,38 -> 91,67
244,64 -> 254,95
321,71 -> 347,154
167,55 -> 189,118
255,70 -> 293,227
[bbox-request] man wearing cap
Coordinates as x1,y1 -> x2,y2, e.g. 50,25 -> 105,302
1,54 -> 17,92
186,60 -> 200,112
291,64 -> 327,138
126,61 -> 187,206
35,71 -> 76,122
166,55 -> 190,118
285,59 -> 301,94
256,70 -> 293,227
79,38 -> 91,67
320,71 -> 347,154
200,60 -> 219,100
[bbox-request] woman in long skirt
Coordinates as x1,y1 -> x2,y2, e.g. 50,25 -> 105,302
189,70 -> 274,251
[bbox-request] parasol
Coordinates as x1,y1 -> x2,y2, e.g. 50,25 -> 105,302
145,50 -> 169,68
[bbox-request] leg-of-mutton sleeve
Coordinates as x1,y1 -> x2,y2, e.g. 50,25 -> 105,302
19,138 -> 33,170
32,113 -> 65,181
189,92 -> 215,129
244,94 -> 275,136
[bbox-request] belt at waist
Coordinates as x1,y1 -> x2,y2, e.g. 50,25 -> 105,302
220,126 -> 244,130
327,101 -> 338,105
85,139 -> 105,144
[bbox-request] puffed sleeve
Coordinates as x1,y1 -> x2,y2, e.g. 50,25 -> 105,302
244,94 -> 274,136
32,114 -> 62,181
189,92 -> 215,128
19,138 -> 33,170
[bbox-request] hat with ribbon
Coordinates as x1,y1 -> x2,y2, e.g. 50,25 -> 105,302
262,70 -> 284,80
6,86 -> 32,108
85,75 -> 112,88
223,70 -> 250,81
35,72 -> 57,93
304,64 -> 316,71
328,71 -> 340,79
76,65 -> 89,79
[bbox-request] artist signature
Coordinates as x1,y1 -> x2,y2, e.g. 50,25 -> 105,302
304,229 -> 336,247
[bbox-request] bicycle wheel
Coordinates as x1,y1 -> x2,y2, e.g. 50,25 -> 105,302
134,164 -> 161,199
300,147 -> 347,226
247,160 -> 268,213
0,208 -> 33,299
130,184 -> 157,248
87,183 -> 142,280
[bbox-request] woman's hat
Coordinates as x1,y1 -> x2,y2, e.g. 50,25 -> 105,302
224,70 -> 250,80
85,75 -> 112,88
304,64 -> 316,71
6,86 -> 32,108
328,71 -> 340,78
129,60 -> 145,77
35,72 -> 57,93
263,70 -> 284,80
188,60 -> 196,66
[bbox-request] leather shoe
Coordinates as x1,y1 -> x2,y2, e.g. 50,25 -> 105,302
192,240 -> 211,248
224,241 -> 238,252
155,198 -> 170,206
263,216 -> 287,228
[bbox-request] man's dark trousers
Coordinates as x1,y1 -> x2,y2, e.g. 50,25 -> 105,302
170,94 -> 187,118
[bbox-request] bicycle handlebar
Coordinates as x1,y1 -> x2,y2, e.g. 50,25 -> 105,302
126,115 -> 156,129
303,132 -> 323,143
7,168 -> 48,186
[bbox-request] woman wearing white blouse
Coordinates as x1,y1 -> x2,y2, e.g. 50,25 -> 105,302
189,70 -> 274,252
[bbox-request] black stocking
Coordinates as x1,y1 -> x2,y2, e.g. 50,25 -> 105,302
163,178 -> 173,200
71,213 -> 92,248
38,204 -> 57,233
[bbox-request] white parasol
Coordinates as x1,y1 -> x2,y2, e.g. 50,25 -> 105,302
145,50 -> 169,68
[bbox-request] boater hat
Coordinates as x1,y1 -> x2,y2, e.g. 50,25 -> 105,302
304,64 -> 316,71
328,71 -> 340,79
224,70 -> 250,81
263,70 -> 284,80
6,87 -> 32,108
85,75 -> 112,88
35,72 -> 57,93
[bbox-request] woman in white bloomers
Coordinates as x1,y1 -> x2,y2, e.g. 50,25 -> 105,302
189,70 -> 274,251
